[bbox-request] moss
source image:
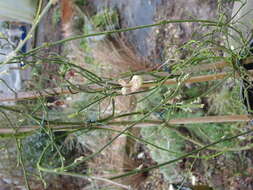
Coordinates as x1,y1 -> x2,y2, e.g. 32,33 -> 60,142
74,0 -> 88,6
52,6 -> 61,26
91,9 -> 119,31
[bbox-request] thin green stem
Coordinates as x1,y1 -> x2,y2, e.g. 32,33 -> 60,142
24,19 -> 220,56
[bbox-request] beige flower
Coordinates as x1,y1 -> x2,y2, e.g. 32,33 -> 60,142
51,0 -> 58,5
118,75 -> 143,95
129,75 -> 143,92
121,87 -> 130,95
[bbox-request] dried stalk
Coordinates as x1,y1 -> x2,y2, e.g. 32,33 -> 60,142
0,87 -> 77,102
142,71 -> 231,87
170,57 -> 253,75
167,114 -> 252,125
1,69 -> 252,102
1,115 -> 252,134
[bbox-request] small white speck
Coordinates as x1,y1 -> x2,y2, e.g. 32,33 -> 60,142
137,152 -> 145,159
169,184 -> 175,190
191,175 -> 196,186
66,96 -> 72,101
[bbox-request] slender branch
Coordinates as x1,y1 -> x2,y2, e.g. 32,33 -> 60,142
25,19 -> 219,56
0,69 -> 251,102
36,127 -> 253,180
110,128 -> 253,180
0,114 -> 252,135
90,176 -> 131,190
142,71 -> 233,87
0,87 -> 78,102
167,114 -> 252,125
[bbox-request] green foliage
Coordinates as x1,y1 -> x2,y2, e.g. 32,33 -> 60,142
67,93 -> 101,121
139,72 -> 246,181
141,125 -> 186,181
52,7 -> 61,26
22,130 -> 67,168
91,9 -> 119,30
80,9 -> 119,64
80,24 -> 95,64
208,79 -> 247,115
1,1 -> 253,188
74,0 -> 88,6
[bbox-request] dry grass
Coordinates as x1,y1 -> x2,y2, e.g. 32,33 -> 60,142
61,0 -> 157,76
121,157 -> 149,189
92,36 -> 157,77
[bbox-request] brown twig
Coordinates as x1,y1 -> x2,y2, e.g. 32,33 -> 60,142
0,87 -> 78,102
1,69 -> 253,102
0,115 -> 252,135
168,57 -> 253,75
167,114 -> 252,125
142,71 -> 230,87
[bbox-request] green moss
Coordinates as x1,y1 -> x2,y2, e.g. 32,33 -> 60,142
52,7 -> 61,26
208,79 -> 247,115
91,9 -> 119,30
74,0 -> 88,6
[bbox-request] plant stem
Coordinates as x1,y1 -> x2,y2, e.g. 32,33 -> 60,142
0,69 -> 251,102
24,19 -> 220,56
0,114 -> 251,135
110,128 -> 253,180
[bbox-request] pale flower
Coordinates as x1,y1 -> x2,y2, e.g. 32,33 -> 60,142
118,75 -> 143,95
129,75 -> 143,92
121,87 -> 129,95
51,0 -> 58,5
